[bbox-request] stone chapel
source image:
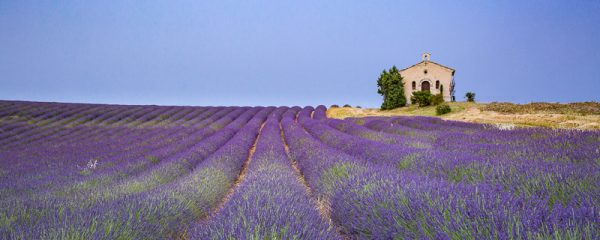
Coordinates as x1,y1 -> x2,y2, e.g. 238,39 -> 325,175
400,53 -> 455,102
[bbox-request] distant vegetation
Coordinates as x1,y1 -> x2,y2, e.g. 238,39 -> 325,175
483,101 -> 600,115
465,92 -> 476,102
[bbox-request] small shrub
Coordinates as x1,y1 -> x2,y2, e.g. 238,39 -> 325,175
410,91 -> 433,107
465,92 -> 476,102
431,94 -> 444,105
343,104 -> 352,108
436,104 -> 452,115
355,106 -> 362,109
330,105 -> 339,108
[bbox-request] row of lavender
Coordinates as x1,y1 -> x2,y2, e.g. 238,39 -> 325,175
187,107 -> 339,239
0,101 -> 270,238
0,101 -> 343,239
285,106 -> 599,239
1,100 -> 598,239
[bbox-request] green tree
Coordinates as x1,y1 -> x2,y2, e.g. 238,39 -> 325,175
465,92 -> 476,102
377,66 -> 406,110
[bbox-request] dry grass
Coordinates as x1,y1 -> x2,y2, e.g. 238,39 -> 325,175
327,102 -> 476,119
483,102 -> 600,115
327,102 -> 600,130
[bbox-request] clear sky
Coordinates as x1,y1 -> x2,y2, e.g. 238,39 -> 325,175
1,1 -> 599,107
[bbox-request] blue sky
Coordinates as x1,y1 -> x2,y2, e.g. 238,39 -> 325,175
1,1 -> 599,107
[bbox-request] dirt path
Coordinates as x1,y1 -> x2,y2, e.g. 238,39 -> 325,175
279,122 -> 341,235
198,121 -> 266,223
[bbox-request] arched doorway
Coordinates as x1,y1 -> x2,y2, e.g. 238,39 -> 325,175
421,81 -> 430,92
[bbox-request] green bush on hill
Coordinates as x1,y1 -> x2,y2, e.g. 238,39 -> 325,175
436,104 -> 452,115
431,94 -> 444,105
411,91 -> 432,107
465,92 -> 476,102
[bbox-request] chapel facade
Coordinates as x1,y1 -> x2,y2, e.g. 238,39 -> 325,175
400,53 -> 455,103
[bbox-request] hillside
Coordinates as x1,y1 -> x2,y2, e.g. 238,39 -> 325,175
0,100 -> 598,239
327,102 -> 600,130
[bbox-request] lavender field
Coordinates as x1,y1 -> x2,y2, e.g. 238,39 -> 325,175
0,100 -> 598,239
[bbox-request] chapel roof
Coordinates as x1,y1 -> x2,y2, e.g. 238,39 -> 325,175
399,60 -> 455,74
